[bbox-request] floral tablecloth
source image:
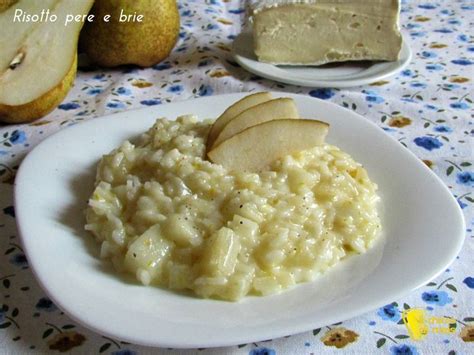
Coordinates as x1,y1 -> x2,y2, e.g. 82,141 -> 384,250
1,0 -> 473,354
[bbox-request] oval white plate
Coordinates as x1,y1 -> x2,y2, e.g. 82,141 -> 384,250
232,32 -> 412,88
15,93 -> 464,348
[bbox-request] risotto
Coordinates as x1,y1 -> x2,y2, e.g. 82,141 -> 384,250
85,115 -> 381,301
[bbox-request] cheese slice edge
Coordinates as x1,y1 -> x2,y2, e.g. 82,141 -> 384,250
251,0 -> 403,66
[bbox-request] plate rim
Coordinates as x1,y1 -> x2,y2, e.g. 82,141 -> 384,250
14,93 -> 465,348
232,32 -> 412,88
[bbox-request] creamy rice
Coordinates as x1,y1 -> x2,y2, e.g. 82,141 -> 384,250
85,115 -> 381,301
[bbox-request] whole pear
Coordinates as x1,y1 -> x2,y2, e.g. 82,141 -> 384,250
80,0 -> 180,67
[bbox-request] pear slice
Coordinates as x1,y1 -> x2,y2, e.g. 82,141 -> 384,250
211,97 -> 299,149
208,119 -> 329,172
207,92 -> 272,150
0,0 -> 94,123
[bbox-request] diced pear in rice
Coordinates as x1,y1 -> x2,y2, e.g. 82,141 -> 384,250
163,214 -> 201,247
228,215 -> 260,247
168,263 -> 193,290
201,227 -> 241,277
125,224 -> 173,282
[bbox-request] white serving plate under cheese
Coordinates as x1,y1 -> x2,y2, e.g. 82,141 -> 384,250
15,93 -> 463,348
232,31 -> 412,88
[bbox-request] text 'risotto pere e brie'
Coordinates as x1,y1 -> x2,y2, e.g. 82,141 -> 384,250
85,115 -> 381,301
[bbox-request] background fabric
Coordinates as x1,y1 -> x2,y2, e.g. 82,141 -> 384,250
0,0 -> 472,354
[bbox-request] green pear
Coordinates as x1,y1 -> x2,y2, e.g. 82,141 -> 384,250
80,0 -> 180,67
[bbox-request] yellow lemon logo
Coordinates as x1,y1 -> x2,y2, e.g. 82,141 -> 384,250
402,309 -> 429,340
402,308 -> 457,340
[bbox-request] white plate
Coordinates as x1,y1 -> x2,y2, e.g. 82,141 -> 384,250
232,32 -> 412,88
15,93 -> 464,348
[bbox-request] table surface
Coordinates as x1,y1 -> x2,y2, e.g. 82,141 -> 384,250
0,1 -> 473,354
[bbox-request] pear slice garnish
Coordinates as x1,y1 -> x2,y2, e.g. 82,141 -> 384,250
208,119 -> 329,172
211,97 -> 299,149
207,92 -> 273,150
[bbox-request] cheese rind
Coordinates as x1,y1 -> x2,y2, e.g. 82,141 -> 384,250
251,0 -> 402,65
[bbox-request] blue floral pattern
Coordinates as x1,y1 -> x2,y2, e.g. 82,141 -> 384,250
0,0 -> 472,353
421,291 -> 453,306
309,88 -> 335,100
35,298 -> 57,312
249,348 -> 276,355
390,344 -> 419,355
413,136 -> 443,151
462,277 -> 474,289
377,304 -> 402,323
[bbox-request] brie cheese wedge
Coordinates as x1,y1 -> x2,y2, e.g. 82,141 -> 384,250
251,0 -> 403,66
